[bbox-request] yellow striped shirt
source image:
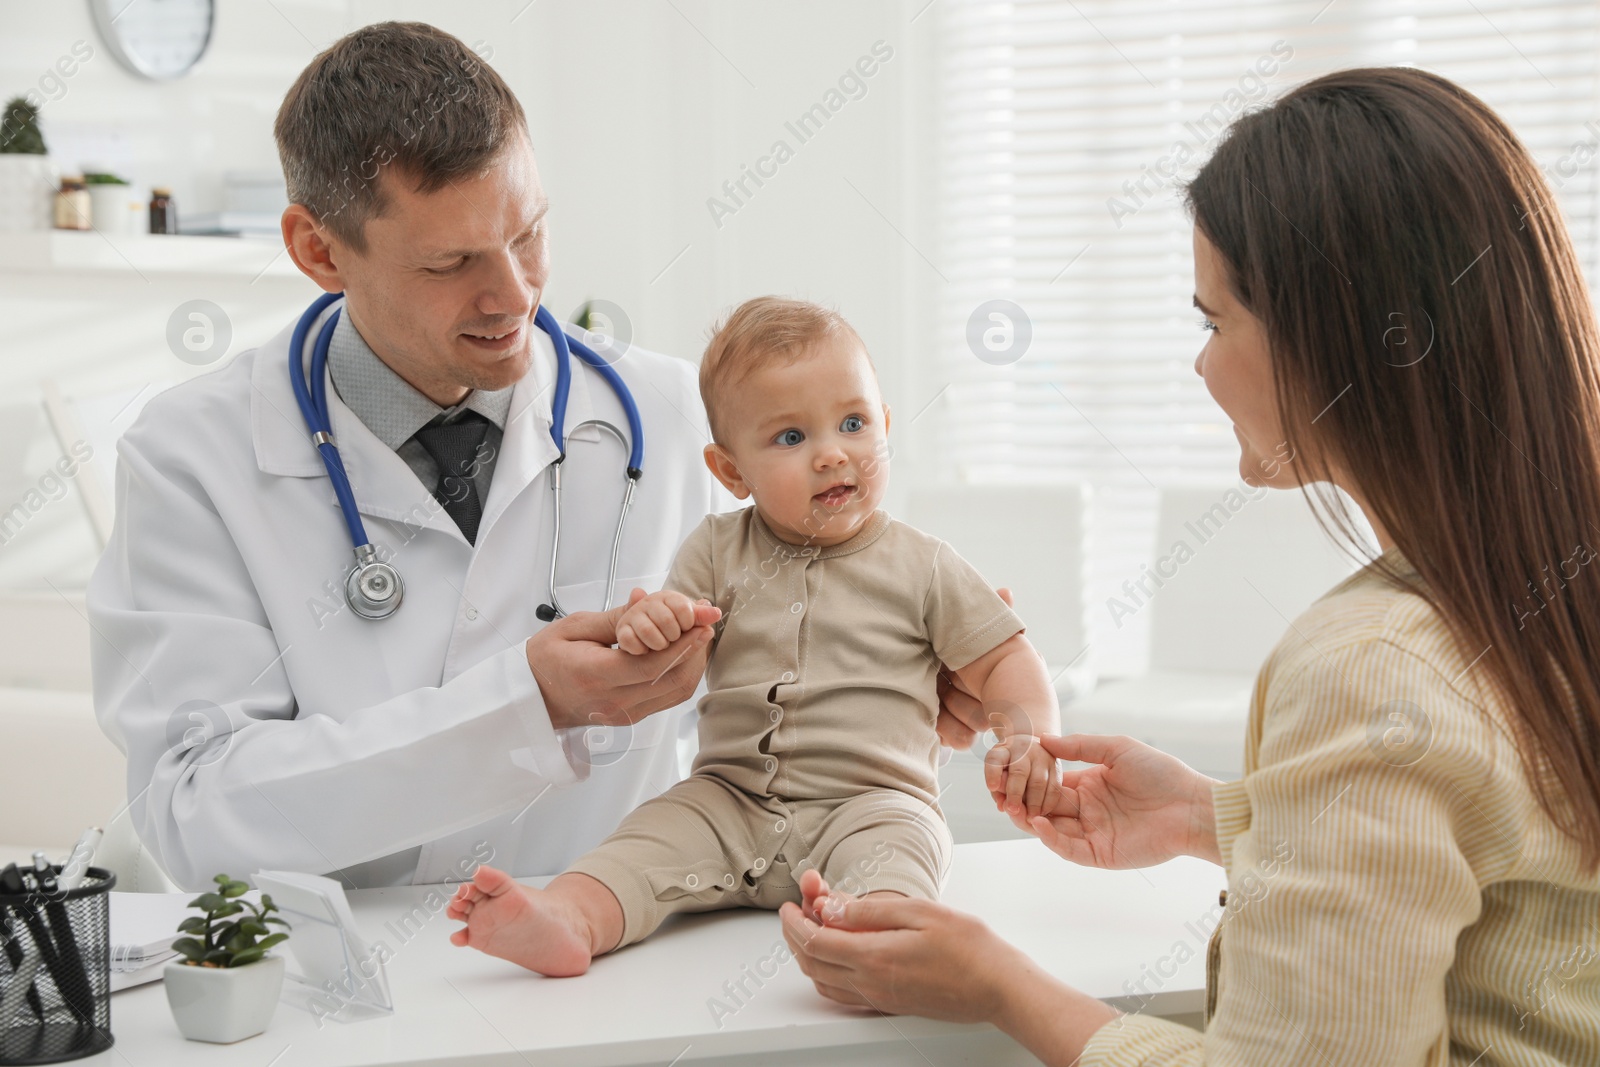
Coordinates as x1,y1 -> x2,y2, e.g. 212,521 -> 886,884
1081,549 -> 1600,1066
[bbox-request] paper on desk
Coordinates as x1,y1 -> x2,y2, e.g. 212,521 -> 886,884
107,889 -> 260,993
108,891 -> 187,990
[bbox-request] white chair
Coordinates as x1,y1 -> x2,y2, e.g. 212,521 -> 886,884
0,383 -> 180,888
1068,486 -> 1367,781
905,484 -> 1092,843
44,377 -> 175,548
0,594 -> 120,871
0,674 -> 109,855
0,689 -> 177,891
904,484 -> 1093,691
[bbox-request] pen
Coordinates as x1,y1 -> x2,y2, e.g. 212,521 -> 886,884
0,949 -> 41,1029
0,864 -> 45,1021
1,863 -> 67,1023
57,828 -> 102,892
31,853 -> 96,1027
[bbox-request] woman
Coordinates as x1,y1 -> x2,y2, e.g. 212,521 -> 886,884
779,67 -> 1600,1065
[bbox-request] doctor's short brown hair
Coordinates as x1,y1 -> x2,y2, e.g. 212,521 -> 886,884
273,21 -> 526,254
699,297 -> 870,443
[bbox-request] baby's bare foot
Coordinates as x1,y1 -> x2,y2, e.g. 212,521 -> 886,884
448,866 -> 593,977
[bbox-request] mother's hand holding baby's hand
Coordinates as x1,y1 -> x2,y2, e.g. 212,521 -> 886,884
526,587 -> 721,732
1005,734 -> 1224,869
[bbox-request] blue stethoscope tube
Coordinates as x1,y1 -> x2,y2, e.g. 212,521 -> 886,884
289,293 -> 643,622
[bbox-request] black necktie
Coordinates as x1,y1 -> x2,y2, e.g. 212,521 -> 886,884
413,411 -> 492,544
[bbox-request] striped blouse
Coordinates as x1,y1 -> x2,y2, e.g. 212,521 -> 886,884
1081,549 -> 1600,1066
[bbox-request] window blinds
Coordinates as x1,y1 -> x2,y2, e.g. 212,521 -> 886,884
932,0 -> 1600,673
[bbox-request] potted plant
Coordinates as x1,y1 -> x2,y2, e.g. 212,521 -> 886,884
0,96 -> 59,232
163,874 -> 292,1044
83,169 -> 141,234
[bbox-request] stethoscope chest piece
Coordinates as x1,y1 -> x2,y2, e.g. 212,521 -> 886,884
345,545 -> 404,620
290,294 -> 641,623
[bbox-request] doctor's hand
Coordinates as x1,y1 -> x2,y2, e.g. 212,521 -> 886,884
526,588 -> 721,731
936,587 -> 1014,748
1004,733 -> 1223,870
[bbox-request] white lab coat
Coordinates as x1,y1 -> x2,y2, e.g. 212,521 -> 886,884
88,297 -> 728,891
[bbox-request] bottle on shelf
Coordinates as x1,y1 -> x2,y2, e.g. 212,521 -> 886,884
53,176 -> 90,230
149,186 -> 178,235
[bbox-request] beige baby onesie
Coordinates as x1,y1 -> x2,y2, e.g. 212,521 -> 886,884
565,506 -> 1025,947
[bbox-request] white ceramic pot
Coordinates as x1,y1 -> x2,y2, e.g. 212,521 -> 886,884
0,154 -> 59,232
87,181 -> 144,234
163,954 -> 286,1044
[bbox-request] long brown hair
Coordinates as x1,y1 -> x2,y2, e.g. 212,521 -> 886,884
1187,66 -> 1600,872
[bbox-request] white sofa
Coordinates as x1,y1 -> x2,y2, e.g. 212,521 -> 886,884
0,590 -> 175,890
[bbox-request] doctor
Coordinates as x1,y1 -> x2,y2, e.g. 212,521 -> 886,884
87,22 -> 730,891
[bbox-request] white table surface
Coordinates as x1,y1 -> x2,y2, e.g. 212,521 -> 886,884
84,840 -> 1225,1067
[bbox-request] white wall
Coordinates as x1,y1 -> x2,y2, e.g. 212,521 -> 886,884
0,0 -> 942,591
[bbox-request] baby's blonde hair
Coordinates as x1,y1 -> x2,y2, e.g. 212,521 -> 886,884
699,296 -> 869,443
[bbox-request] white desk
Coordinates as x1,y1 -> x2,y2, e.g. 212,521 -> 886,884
87,841 -> 1224,1066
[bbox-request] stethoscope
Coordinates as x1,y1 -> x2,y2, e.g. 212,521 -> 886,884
289,292 -> 643,622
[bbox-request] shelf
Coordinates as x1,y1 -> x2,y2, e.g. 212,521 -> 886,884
0,230 -> 305,280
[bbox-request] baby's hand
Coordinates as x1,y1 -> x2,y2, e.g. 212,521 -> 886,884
616,590 -> 703,655
985,735 -> 1062,821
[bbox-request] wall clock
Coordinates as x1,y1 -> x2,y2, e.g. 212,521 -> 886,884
90,0 -> 215,81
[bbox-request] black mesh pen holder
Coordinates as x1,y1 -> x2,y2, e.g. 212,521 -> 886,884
0,867 -> 115,1065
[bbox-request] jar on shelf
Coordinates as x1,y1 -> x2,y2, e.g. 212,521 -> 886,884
53,176 -> 90,230
149,186 -> 177,234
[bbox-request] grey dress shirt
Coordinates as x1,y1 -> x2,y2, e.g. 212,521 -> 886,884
326,311 -> 515,506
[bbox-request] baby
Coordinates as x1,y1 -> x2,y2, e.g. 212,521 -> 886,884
448,297 -> 1061,976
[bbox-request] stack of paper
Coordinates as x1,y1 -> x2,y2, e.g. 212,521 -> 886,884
107,889 -> 260,992
108,892 -> 186,991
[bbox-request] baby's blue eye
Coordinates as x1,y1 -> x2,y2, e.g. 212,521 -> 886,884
840,415 -> 865,433
776,429 -> 804,446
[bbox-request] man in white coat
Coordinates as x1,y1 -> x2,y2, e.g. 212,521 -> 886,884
90,21 -> 988,894
87,22 -> 733,892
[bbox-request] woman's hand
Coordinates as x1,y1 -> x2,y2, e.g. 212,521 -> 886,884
780,870 -> 1123,1063
779,870 -> 1018,1024
1002,733 -> 1223,868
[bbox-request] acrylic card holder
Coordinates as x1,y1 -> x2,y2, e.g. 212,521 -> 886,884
251,871 -> 392,1025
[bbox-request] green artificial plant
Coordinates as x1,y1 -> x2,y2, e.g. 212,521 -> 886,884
0,97 -> 47,155
171,874 -> 291,968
